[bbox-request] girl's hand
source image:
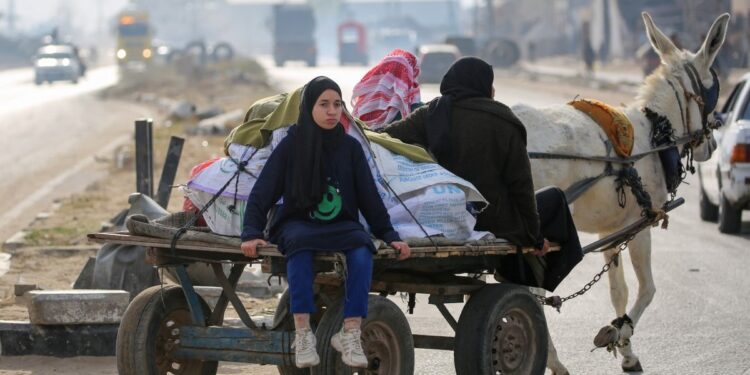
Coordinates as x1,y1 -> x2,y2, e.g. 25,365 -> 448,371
532,239 -> 551,256
389,241 -> 411,260
241,239 -> 268,258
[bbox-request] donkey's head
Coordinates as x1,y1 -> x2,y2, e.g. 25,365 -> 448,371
642,12 -> 730,162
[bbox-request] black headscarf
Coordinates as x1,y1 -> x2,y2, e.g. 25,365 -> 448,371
290,76 -> 345,211
426,57 -> 494,161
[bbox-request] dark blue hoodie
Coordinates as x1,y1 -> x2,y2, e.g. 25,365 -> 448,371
240,125 -> 401,256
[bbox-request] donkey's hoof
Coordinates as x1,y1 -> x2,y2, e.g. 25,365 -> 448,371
622,360 -> 643,372
551,372 -> 570,375
593,325 -> 619,347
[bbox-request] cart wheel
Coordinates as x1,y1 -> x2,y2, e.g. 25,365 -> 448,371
454,283 -> 547,375
275,288 -> 332,374
275,289 -> 310,375
116,285 -> 218,375
313,295 -> 414,375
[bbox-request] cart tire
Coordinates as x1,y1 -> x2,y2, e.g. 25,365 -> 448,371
275,289 -> 311,375
116,285 -> 218,375
313,295 -> 414,375
454,283 -> 547,375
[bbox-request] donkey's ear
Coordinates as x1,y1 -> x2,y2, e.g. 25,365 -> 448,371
696,13 -> 730,69
642,12 -> 678,59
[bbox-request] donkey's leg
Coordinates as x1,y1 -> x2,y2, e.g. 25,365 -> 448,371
617,229 -> 654,372
592,240 -> 628,352
604,244 -> 629,317
531,286 -> 570,375
546,328 -> 569,375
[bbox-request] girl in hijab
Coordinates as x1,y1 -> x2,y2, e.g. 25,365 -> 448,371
379,57 -> 582,293
351,48 -> 422,129
240,76 -> 411,369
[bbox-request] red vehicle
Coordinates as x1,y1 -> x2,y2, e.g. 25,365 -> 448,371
338,21 -> 368,66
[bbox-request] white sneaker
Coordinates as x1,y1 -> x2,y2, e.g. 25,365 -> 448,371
292,328 -> 320,368
330,328 -> 369,368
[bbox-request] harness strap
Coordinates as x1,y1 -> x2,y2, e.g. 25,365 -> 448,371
563,163 -> 614,203
666,79 -> 687,129
528,137 -> 690,164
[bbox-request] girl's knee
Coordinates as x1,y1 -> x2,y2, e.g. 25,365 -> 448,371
347,247 -> 373,268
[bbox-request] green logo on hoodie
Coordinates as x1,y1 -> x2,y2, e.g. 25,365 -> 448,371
312,184 -> 342,221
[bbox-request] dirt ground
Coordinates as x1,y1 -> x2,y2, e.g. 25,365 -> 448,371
0,58 -> 278,321
0,356 -> 282,374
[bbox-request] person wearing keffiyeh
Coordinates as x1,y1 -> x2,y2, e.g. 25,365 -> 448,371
379,57 -> 583,292
351,49 -> 422,129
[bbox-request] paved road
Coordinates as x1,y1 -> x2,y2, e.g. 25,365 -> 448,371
0,66 -> 153,243
258,59 -> 750,374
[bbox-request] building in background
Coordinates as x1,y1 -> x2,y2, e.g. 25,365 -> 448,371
129,0 -> 459,61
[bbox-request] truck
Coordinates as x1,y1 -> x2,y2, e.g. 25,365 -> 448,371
272,4 -> 316,67
115,6 -> 153,66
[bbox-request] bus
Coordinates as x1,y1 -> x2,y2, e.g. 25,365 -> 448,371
116,7 -> 152,65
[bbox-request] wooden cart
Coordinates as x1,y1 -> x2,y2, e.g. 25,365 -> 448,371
88,231 -> 555,375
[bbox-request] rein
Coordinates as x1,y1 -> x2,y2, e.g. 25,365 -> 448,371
527,130 -> 702,165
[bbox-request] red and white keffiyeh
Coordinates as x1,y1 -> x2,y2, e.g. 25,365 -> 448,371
351,49 -> 421,129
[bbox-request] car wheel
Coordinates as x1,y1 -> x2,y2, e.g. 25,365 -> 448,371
699,188 -> 719,222
718,194 -> 742,234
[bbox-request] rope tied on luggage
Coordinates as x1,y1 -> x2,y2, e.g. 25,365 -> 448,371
169,147 -> 260,256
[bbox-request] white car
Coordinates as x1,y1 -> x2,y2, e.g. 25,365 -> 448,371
417,44 -> 461,84
34,44 -> 83,85
698,73 -> 750,233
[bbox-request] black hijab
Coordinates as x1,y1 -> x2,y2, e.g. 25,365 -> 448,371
426,57 -> 494,161
290,76 -> 345,211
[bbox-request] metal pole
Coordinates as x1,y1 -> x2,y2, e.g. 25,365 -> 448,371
134,119 -> 154,197
155,136 -> 185,208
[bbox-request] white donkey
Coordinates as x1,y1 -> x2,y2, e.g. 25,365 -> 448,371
513,12 -> 730,374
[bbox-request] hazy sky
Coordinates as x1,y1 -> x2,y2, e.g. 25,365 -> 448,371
7,0 -> 129,39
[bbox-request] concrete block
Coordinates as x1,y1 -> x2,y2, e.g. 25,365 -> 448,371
2,231 -> 27,253
14,284 -> 39,296
26,290 -> 130,325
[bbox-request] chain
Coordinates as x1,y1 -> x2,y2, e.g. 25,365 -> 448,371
537,231 -> 637,312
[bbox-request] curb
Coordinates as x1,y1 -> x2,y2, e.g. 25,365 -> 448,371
0,320 -> 118,356
514,65 -> 641,94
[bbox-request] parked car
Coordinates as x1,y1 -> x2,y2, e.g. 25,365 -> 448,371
34,44 -> 83,85
697,73 -> 750,233
417,44 -> 461,84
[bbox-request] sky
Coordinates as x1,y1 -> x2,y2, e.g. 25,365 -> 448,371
4,0 -> 129,43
